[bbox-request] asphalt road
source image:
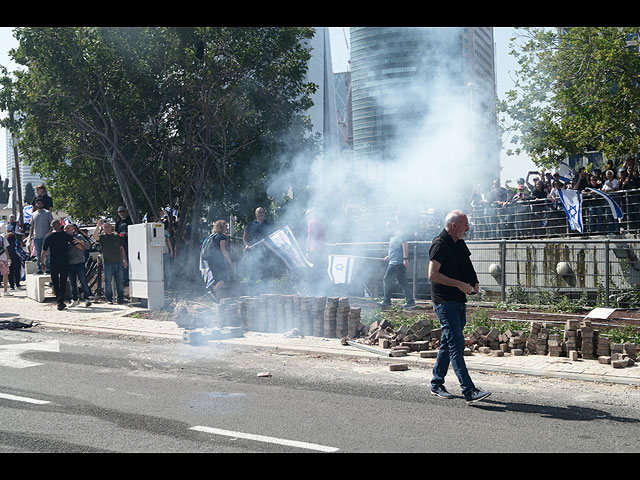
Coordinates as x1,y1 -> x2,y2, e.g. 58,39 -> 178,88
1,327 -> 639,453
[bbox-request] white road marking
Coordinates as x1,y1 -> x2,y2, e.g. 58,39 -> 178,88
190,426 -> 339,452
0,392 -> 51,405
0,340 -> 60,368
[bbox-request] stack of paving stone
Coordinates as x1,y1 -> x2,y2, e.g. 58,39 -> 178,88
548,332 -> 564,357
324,297 -> 338,338
275,295 -> 286,332
245,297 -> 261,332
300,296 -> 315,336
313,296 -> 327,337
335,297 -> 351,338
219,298 -> 242,328
348,307 -> 362,338
564,319 -> 580,356
596,336 -> 611,360
258,294 -> 275,332
281,295 -> 295,332
580,320 -> 597,360
237,297 -> 249,330
536,325 -> 551,355
291,295 -> 303,332
525,322 -> 542,354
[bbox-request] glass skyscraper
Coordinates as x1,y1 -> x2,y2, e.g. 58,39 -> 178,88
350,27 -> 499,206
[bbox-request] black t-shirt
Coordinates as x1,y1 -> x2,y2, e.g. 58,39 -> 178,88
42,231 -> 74,266
245,220 -> 271,245
32,195 -> 53,210
204,233 -> 228,267
115,216 -> 133,236
429,229 -> 478,304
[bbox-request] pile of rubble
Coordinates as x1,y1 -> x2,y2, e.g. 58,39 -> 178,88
349,314 -> 637,370
465,319 -> 637,369
355,317 -> 443,358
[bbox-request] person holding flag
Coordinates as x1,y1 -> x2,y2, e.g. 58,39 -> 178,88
242,207 -> 273,290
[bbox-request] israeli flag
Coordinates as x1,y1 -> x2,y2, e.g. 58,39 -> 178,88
252,226 -> 312,269
199,233 -> 216,289
558,189 -> 584,233
586,188 -> 624,222
327,255 -> 356,284
23,205 -> 33,222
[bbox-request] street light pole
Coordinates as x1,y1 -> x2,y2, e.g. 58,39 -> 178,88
9,111 -> 23,231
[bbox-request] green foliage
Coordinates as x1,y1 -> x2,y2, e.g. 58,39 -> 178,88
0,26 -> 319,231
499,27 -> 640,169
602,324 -> 640,344
362,304 -> 437,330
464,308 -> 531,336
507,281 -> 529,304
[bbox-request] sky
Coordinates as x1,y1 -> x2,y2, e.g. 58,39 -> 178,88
0,26 -> 537,184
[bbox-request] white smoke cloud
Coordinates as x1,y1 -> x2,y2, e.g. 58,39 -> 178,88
268,27 -> 490,244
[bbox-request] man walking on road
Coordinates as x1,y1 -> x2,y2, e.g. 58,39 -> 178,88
428,210 -> 491,405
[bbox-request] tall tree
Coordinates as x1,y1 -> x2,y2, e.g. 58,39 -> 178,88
498,27 -> 640,168
0,27 -> 318,237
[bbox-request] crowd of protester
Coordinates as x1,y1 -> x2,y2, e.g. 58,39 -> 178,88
469,157 -> 640,238
0,186 -> 203,308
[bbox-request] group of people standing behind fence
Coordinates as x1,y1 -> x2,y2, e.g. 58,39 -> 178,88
469,157 -> 640,238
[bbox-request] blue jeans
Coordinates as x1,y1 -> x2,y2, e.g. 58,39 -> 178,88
68,262 -> 91,301
103,262 -> 124,302
33,237 -> 50,272
383,263 -> 414,305
431,302 -> 475,396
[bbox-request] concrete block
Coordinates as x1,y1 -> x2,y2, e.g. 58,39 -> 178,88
26,273 -> 52,303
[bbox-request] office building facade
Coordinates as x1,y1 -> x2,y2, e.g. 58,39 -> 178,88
349,27 -> 499,197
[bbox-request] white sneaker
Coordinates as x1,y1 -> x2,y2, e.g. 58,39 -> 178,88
3,291 -> 12,296
69,300 -> 78,307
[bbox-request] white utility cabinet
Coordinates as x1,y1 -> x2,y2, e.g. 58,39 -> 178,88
128,222 -> 165,310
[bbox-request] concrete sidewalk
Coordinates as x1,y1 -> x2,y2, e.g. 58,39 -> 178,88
2,287 -> 639,386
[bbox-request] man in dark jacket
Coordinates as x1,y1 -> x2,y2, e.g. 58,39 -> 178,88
42,219 -> 83,310
428,210 -> 491,405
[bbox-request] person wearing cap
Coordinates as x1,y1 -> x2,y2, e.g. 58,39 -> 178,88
26,198 -> 54,274
115,206 -> 134,286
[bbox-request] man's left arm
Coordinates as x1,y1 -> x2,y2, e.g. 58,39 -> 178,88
402,241 -> 410,268
120,245 -> 128,268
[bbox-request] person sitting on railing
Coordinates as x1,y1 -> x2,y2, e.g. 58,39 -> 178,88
485,180 -> 509,238
547,179 -> 567,235
529,180 -> 551,235
584,176 -> 605,234
602,170 -> 620,233
509,184 -> 530,237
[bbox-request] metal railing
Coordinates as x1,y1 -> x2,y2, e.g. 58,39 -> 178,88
329,237 -> 640,307
469,188 -> 640,239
